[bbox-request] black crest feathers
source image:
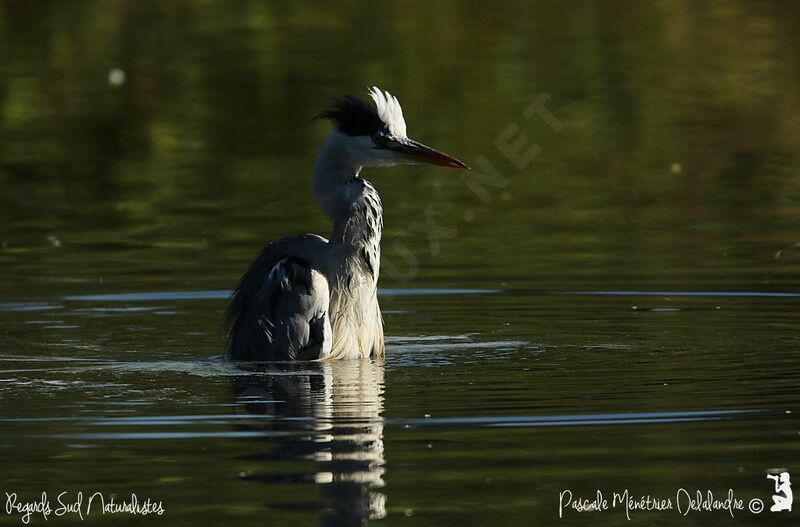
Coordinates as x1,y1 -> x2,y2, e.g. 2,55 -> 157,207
313,96 -> 387,137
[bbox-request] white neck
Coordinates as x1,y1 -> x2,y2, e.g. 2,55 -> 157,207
311,130 -> 383,261
312,130 -> 362,226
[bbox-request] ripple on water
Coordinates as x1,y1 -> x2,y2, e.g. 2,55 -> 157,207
59,288 -> 502,303
0,408 -> 769,441
562,290 -> 800,298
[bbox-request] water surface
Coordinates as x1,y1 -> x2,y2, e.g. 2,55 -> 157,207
1,1 -> 799,525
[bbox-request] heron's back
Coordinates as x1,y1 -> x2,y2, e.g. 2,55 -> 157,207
226,233 -> 384,360
226,234 -> 329,360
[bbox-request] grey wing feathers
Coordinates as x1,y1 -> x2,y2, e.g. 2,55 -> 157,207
226,235 -> 331,361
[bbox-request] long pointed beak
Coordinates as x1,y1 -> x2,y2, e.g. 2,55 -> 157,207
396,138 -> 470,170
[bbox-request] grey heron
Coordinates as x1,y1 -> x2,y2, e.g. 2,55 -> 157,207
226,87 -> 468,361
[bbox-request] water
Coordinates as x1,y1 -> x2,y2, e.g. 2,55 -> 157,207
1,1 -> 799,525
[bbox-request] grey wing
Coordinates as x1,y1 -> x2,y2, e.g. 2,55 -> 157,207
226,235 -> 332,361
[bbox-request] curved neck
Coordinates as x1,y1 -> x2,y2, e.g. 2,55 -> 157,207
312,131 -> 361,225
312,132 -> 383,266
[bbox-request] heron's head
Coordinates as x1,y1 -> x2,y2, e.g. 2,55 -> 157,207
313,87 -> 469,170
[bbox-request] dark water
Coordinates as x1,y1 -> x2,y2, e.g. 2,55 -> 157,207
1,1 -> 799,525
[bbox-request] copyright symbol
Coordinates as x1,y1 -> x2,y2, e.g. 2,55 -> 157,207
748,498 -> 764,514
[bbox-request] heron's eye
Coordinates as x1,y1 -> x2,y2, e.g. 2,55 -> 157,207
372,133 -> 387,146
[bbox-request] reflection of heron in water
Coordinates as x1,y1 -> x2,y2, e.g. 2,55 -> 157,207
226,87 -> 468,361
232,360 -> 386,523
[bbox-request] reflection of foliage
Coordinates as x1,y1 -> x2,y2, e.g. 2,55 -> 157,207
0,0 -> 798,290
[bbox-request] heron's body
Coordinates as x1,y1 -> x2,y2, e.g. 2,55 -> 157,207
226,88 -> 466,361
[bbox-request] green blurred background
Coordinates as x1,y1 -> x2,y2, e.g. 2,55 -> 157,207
2,0 -> 799,298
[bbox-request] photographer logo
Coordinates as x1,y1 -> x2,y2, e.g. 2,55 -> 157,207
768,472 -> 792,513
